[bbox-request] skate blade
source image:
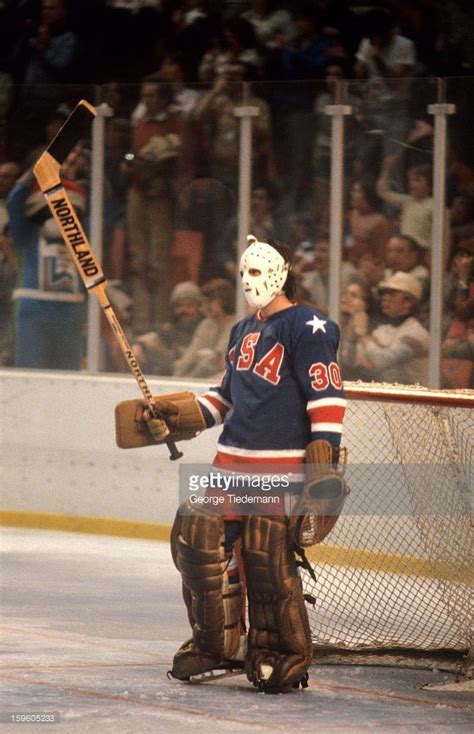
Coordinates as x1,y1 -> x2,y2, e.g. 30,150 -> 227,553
188,664 -> 245,684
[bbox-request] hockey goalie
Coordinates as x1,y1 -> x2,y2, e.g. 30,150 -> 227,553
115,236 -> 348,693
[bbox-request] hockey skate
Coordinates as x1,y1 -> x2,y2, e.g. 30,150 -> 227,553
247,654 -> 310,694
251,663 -> 309,694
167,636 -> 246,684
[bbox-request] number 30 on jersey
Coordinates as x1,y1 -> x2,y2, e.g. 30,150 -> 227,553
309,361 -> 342,391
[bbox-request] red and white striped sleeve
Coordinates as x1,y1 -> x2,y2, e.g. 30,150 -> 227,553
306,397 -> 346,445
197,389 -> 232,427
294,316 -> 347,448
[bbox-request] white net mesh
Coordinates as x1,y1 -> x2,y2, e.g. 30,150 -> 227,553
303,382 -> 473,655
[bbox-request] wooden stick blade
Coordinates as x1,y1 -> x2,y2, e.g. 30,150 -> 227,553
45,100 -> 96,167
33,100 -> 96,192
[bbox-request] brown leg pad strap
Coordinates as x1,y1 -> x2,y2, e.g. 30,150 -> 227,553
242,515 -> 313,689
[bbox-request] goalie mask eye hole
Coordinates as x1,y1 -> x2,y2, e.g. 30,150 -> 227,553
248,268 -> 261,276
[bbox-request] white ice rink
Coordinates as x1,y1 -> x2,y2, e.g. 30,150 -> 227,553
1,528 -> 473,734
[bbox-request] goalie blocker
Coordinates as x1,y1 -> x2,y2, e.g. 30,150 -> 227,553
115,392 -> 206,448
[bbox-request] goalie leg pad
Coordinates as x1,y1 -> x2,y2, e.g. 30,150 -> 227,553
242,515 -> 313,691
170,503 -> 244,679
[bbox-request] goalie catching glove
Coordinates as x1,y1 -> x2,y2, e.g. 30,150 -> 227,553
289,439 -> 349,547
115,391 -> 206,448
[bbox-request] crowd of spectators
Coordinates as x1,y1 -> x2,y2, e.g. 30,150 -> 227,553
0,0 -> 473,387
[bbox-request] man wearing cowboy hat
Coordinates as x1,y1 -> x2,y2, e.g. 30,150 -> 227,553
355,270 -> 429,385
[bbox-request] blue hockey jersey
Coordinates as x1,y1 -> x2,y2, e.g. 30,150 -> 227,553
7,182 -> 85,314
197,304 -> 346,471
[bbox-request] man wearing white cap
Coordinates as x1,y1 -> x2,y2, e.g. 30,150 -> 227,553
132,281 -> 203,375
356,270 -> 429,385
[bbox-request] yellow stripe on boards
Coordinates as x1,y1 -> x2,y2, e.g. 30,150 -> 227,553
0,509 -> 170,542
306,544 -> 471,585
0,509 -> 470,584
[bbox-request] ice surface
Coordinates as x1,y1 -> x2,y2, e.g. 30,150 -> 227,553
1,528 -> 472,733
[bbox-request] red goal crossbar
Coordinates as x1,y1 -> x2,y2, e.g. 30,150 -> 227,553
344,381 -> 474,408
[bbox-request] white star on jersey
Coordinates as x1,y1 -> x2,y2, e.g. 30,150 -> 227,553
306,315 -> 327,334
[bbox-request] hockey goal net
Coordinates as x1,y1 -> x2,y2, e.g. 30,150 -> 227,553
303,382 -> 473,668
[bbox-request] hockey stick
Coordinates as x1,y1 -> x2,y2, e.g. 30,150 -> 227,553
33,99 -> 183,461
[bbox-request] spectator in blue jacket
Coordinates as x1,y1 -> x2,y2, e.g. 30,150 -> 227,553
7,150 -> 88,370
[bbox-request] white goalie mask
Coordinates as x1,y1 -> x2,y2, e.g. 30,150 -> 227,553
239,235 -> 289,309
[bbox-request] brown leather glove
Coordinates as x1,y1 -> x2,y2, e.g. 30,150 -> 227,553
115,391 -> 206,449
137,399 -> 180,442
289,440 -> 349,547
